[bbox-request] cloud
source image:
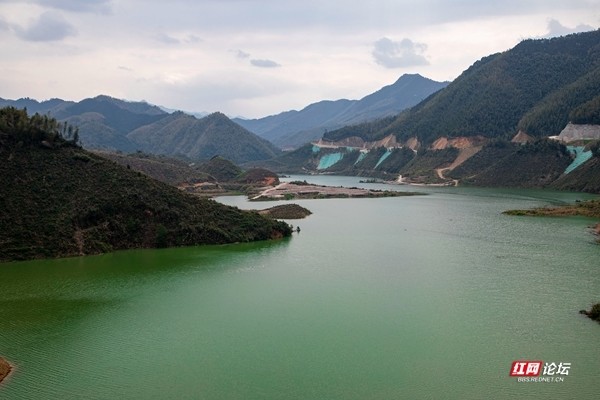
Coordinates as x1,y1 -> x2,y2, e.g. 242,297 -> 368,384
155,33 -> 180,45
250,59 -> 281,68
543,19 -> 595,38
0,16 -> 9,31
236,50 -> 250,59
14,11 -> 76,42
372,37 -> 429,69
19,0 -> 113,14
155,32 -> 202,45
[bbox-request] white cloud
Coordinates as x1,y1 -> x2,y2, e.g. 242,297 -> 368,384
544,18 -> 595,37
372,37 -> 429,69
14,11 -> 76,42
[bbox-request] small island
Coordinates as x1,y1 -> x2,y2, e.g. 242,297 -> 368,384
251,181 -> 424,201
0,356 -> 11,384
257,204 -> 312,219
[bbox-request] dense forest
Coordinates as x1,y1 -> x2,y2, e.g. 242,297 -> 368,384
0,108 -> 291,262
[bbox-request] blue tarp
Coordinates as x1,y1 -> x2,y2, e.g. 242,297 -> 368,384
375,149 -> 392,168
565,146 -> 592,174
317,152 -> 344,170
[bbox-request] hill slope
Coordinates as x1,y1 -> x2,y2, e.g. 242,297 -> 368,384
235,74 -> 448,148
127,112 -> 281,163
0,108 -> 291,262
323,30 -> 600,145
0,96 -> 280,163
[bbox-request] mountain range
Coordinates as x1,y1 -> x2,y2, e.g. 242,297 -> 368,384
254,30 -> 600,193
323,30 -> 600,145
234,73 -> 448,148
0,95 -> 280,164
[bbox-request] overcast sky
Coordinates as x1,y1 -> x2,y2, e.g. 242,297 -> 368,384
0,0 -> 598,118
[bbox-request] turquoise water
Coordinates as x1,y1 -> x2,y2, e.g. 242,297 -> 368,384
565,146 -> 592,174
1,176 -> 599,399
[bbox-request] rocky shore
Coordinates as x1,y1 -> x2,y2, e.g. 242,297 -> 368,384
0,356 -> 11,384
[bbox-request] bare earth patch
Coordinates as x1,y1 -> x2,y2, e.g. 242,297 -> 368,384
0,356 -> 11,384
251,182 -> 424,201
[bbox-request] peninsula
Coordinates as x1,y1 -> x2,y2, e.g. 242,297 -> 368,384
251,181 -> 424,201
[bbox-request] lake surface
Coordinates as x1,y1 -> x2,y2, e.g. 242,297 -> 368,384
1,176 -> 599,399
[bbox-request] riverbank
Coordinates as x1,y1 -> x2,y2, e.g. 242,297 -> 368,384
0,356 -> 11,384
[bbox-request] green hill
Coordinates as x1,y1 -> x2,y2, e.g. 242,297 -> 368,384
0,108 -> 291,262
322,30 -> 600,145
0,96 -> 281,164
461,139 -> 573,188
127,112 -> 281,164
94,151 -> 214,186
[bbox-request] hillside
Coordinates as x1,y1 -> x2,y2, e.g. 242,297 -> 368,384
127,112 -> 280,163
0,96 -> 280,163
322,30 -> 600,145
235,74 -> 448,148
94,151 -> 215,186
0,108 -> 291,262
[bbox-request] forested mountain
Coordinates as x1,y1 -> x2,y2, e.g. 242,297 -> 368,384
0,95 -> 279,163
323,29 -> 600,145
0,107 -> 291,262
234,74 -> 448,148
127,112 -> 280,164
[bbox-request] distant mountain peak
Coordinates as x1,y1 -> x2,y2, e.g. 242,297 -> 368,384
234,74 -> 449,148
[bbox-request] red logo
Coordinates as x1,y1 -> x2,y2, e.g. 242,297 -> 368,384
510,361 -> 543,376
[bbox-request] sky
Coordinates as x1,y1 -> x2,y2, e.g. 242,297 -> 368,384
0,0 -> 598,118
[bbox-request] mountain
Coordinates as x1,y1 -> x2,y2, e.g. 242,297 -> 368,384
234,74 -> 448,148
323,30 -> 600,145
0,107 -> 291,262
256,30 -> 600,193
0,95 -> 279,163
127,112 -> 281,164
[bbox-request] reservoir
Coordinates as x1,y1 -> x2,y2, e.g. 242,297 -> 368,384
1,175 -> 599,399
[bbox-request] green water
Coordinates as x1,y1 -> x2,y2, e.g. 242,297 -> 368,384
1,176 -> 599,399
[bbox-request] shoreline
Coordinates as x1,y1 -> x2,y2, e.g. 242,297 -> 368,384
0,356 -> 12,385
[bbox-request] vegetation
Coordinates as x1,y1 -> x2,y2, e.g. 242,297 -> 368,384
0,108 -> 291,262
504,198 -> 600,244
127,112 -> 281,164
196,156 -> 243,181
317,30 -> 600,146
463,139 -> 572,188
258,204 -> 312,219
580,303 -> 600,323
1,96 -> 280,164
550,157 -> 600,193
399,148 -> 459,183
504,199 -> 600,218
96,150 -> 214,186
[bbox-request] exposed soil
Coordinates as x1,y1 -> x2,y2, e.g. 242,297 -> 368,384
251,182 -> 423,201
0,357 -> 11,384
